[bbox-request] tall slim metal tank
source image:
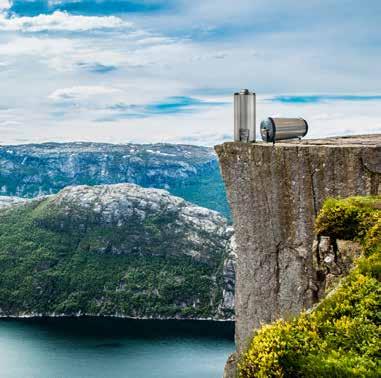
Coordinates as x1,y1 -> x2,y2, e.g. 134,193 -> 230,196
234,89 -> 256,142
260,117 -> 308,143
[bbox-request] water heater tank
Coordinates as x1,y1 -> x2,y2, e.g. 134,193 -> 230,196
260,117 -> 308,143
234,89 -> 256,142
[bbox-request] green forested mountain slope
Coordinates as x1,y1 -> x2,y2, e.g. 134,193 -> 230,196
0,184 -> 235,319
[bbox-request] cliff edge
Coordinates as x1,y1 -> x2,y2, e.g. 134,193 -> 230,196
215,134 -> 381,359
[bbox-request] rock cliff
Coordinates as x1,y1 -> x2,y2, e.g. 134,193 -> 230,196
0,184 -> 234,319
215,134 -> 381,361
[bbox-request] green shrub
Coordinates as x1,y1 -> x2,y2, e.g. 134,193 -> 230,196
239,196 -> 381,377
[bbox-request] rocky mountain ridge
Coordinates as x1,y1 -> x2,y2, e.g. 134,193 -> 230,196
0,196 -> 31,209
43,184 -> 231,265
0,184 -> 235,319
0,142 -> 230,218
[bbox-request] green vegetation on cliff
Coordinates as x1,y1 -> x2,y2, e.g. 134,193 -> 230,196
239,196 -> 381,377
0,184 -> 234,319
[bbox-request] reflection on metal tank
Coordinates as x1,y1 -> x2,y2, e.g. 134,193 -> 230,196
260,117 -> 308,143
234,89 -> 256,142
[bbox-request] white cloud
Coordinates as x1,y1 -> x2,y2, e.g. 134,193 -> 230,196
3,96 -> 381,146
2,89 -> 381,146
0,0 -> 9,11
0,19 -> 185,73
0,11 -> 126,32
49,85 -> 121,102
134,36 -> 176,46
0,36 -> 127,73
46,79 -> 190,111
0,1 -> 379,146
0,36 -> 73,55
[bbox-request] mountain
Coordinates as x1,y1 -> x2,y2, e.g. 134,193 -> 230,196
0,196 -> 30,209
0,184 -> 235,319
0,142 -> 230,218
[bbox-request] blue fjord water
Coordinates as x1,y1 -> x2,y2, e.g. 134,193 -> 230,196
0,318 -> 234,378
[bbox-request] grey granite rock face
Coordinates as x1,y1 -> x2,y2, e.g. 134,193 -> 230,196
0,196 -> 31,209
40,183 -> 233,267
313,238 -> 362,296
218,235 -> 236,318
215,134 -> 381,355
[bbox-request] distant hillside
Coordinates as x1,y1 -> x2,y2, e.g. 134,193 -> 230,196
0,196 -> 30,209
0,184 -> 235,319
0,142 -> 230,218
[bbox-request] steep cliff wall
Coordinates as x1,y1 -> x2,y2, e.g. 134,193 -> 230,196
215,134 -> 381,356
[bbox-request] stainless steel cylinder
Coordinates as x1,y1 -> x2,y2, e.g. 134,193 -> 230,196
260,117 -> 308,143
234,89 -> 256,142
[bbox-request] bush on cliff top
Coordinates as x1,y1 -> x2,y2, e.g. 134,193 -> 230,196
238,196 -> 381,377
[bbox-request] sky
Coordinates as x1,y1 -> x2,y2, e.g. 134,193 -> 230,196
0,0 -> 380,146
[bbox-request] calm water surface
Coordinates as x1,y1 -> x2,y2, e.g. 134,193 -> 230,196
0,318 -> 234,378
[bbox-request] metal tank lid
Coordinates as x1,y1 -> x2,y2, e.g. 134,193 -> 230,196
234,89 -> 254,95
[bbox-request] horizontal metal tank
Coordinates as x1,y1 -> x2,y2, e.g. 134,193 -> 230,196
234,89 -> 256,142
260,117 -> 308,143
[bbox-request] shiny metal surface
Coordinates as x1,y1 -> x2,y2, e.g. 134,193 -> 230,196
234,89 -> 256,142
260,117 -> 308,143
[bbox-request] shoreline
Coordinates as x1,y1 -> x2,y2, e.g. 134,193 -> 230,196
0,313 -> 235,322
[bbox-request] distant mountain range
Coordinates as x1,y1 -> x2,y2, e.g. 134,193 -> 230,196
0,142 -> 230,219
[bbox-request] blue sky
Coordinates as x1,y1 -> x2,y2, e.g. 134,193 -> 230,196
0,0 -> 380,145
